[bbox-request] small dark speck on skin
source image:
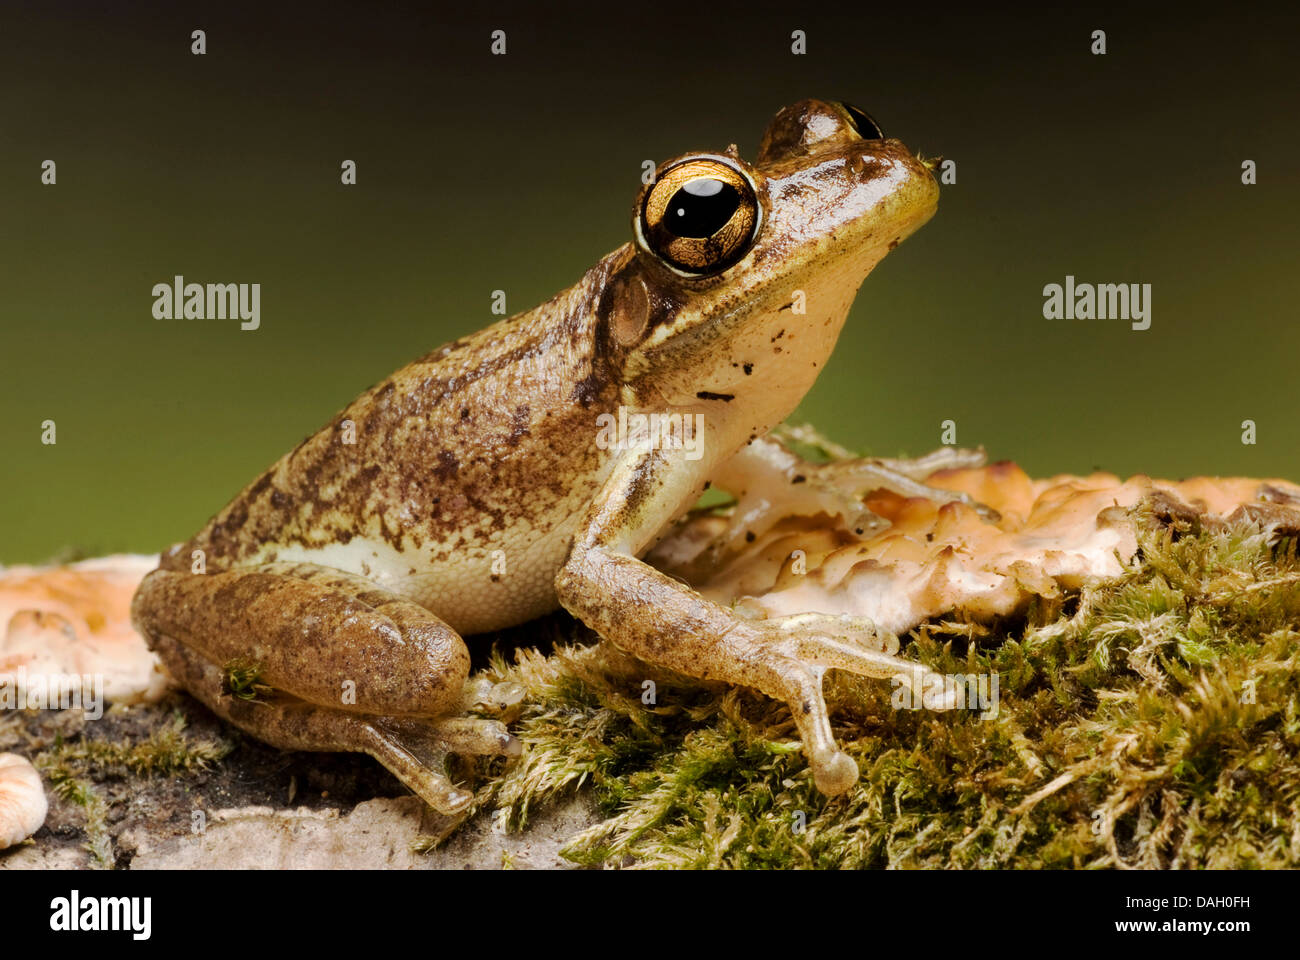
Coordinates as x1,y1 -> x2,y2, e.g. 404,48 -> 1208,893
792,474 -> 806,484
778,301 -> 794,312
434,449 -> 460,480
889,237 -> 900,249
771,329 -> 785,342
743,362 -> 753,375
460,407 -> 470,420
696,391 -> 734,402
926,533 -> 934,542
801,701 -> 811,714
745,530 -> 756,543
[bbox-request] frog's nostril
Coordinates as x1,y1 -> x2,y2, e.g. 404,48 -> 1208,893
838,102 -> 884,140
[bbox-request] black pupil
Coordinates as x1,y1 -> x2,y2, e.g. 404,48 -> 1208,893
842,103 -> 883,140
667,178 -> 740,238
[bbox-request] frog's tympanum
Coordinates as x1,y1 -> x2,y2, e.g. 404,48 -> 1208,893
133,99 -> 990,812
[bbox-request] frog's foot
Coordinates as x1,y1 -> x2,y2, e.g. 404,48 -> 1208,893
132,563 -> 522,815
816,449 -> 1001,525
460,677 -> 529,722
146,626 -> 518,814
741,612 -> 959,795
708,437 -> 996,561
366,715 -> 523,813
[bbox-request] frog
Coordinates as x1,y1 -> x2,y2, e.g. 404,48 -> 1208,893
131,98 -> 992,814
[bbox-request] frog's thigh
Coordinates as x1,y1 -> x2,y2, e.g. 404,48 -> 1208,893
134,562 -> 471,716
132,563 -> 516,814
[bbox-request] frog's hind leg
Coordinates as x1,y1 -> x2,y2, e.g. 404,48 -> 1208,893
132,563 -> 519,814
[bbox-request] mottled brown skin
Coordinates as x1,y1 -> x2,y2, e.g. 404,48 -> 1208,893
133,99 -> 968,813
168,248 -> 633,575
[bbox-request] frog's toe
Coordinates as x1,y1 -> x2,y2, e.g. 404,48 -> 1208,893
767,655 -> 860,796
873,445 -> 988,480
431,716 -> 523,758
788,477 -> 888,540
814,750 -> 859,796
345,719 -> 475,815
843,506 -> 891,539
776,628 -> 937,687
744,617 -> 959,795
420,779 -> 475,815
367,717 -> 519,813
364,716 -> 521,814
968,497 -> 1003,524
487,681 -> 527,711
771,612 -> 899,654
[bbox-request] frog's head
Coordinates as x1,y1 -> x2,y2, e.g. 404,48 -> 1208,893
607,98 -> 938,434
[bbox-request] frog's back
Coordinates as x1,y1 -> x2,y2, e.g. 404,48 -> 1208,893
161,247 -> 633,634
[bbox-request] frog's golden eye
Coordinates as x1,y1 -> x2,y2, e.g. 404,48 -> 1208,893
838,102 -> 884,140
641,159 -> 758,274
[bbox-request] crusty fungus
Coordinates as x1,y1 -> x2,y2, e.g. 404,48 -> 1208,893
0,554 -> 167,704
650,463 -> 1300,634
0,753 -> 47,849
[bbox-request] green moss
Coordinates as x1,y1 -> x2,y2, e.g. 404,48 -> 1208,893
35,713 -> 230,868
222,659 -> 273,703
465,500 -> 1300,869
44,773 -> 113,869
40,713 -> 230,777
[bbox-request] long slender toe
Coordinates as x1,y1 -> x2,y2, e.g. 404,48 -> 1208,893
432,717 -> 522,757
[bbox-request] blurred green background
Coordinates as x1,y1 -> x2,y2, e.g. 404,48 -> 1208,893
2,2 -> 1297,563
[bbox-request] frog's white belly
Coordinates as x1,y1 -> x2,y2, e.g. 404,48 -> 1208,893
256,516 -> 582,636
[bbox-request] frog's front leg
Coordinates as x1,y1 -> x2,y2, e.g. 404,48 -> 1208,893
706,436 -> 996,560
556,448 -> 951,796
131,562 -> 520,814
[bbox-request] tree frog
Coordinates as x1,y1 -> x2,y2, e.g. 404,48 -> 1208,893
132,99 -> 987,813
